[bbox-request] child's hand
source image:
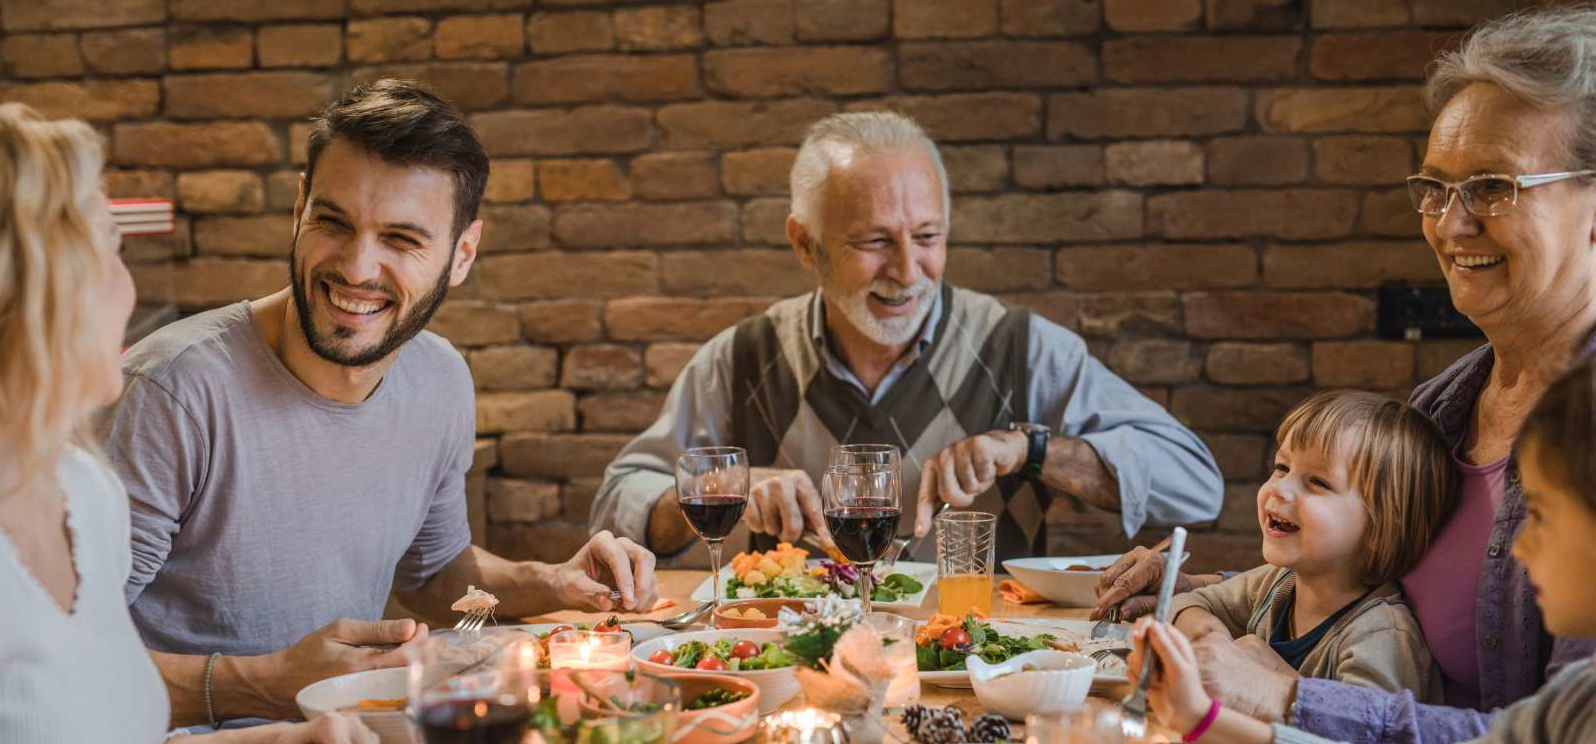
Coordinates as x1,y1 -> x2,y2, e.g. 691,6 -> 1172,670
1128,619 -> 1214,735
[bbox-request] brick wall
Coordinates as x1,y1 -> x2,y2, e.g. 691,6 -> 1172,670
1,0 -> 1533,572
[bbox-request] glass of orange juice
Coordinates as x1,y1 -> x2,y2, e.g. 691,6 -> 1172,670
935,511 -> 996,617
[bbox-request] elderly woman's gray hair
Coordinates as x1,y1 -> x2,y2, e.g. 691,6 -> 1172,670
1428,4 -> 1596,168
788,111 -> 950,242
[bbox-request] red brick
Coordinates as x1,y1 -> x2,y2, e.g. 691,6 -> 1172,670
169,26 -> 252,70
646,342 -> 701,387
1362,187 -> 1422,238
103,170 -> 175,200
845,93 -> 1041,141
562,344 -> 643,390
1149,189 -> 1358,240
705,47 -> 891,98
1206,342 -> 1310,385
172,0 -> 344,22
1312,341 -> 1415,388
1411,0 -> 1515,28
1171,385 -> 1315,432
1311,0 -> 1409,29
614,5 -> 702,51
435,14 -> 525,60
1209,136 -> 1308,185
2,34 -> 83,78
431,300 -> 523,347
895,0 -> 997,39
1075,292 -> 1180,337
350,62 -> 509,111
946,247 -> 1052,292
477,390 -> 577,434
1262,242 -> 1441,289
899,41 -> 1095,91
1012,145 -> 1103,188
1417,339 -> 1483,380
1056,244 -> 1256,290
1311,31 -> 1460,81
165,72 -> 334,119
1312,135 -> 1414,185
955,192 -> 1142,243
192,215 -> 293,258
1104,0 -> 1200,30
520,299 -> 604,344
1203,432 -> 1270,481
999,291 -> 1078,330
527,11 -> 614,55
631,152 -> 720,200
1048,88 -> 1248,140
115,122 -> 281,168
122,216 -> 193,264
1108,339 -> 1203,384
1184,291 -> 1373,339
478,252 -> 657,300
289,122 -> 312,165
538,159 -> 631,202
1207,0 -> 1301,31
1216,483 -> 1262,532
941,145 -> 1008,193
740,198 -> 791,244
661,250 -> 816,297
580,390 -> 668,432
1000,0 -> 1100,35
350,0 -> 525,12
468,345 -> 559,390
474,107 -> 654,156
605,297 -> 773,341
1106,140 -> 1204,186
552,202 -> 738,248
1104,36 -> 1299,84
81,28 -> 165,73
706,0 -> 795,46
1256,87 -> 1428,133
485,159 -> 536,203
257,24 -> 342,67
500,433 -> 632,480
2,0 -> 162,30
478,204 -> 552,253
347,17 -> 432,64
797,0 -> 890,41
487,478 -> 561,522
722,148 -> 796,196
488,522 -> 596,564
177,171 -> 264,214
129,259 -> 286,309
514,54 -> 698,104
0,80 -> 158,121
658,99 -> 835,150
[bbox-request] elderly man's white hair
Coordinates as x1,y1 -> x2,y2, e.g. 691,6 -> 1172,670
789,111 -> 950,243
1428,4 -> 1596,170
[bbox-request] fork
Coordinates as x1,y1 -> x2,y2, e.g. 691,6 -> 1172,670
1120,526 -> 1188,740
883,502 -> 947,571
451,607 -> 493,633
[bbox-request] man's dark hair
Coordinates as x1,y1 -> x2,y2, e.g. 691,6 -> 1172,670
305,79 -> 488,241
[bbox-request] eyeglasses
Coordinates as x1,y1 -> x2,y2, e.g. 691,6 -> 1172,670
1405,170 -> 1596,217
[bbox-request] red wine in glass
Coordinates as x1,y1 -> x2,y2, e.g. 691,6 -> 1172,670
679,494 -> 748,541
825,503 -> 901,564
418,699 -> 529,744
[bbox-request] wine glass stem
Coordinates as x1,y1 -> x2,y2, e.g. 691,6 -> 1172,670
707,539 -> 725,629
858,561 -> 875,614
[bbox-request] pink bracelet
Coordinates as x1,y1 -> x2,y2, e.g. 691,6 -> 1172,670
1182,698 -> 1221,743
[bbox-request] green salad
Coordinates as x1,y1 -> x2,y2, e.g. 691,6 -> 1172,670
915,615 -> 1054,672
725,559 -> 925,602
654,638 -> 793,672
686,688 -> 751,710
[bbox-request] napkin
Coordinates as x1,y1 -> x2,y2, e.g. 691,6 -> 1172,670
998,578 -> 1050,604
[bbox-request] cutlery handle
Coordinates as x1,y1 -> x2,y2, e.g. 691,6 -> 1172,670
1134,526 -> 1188,691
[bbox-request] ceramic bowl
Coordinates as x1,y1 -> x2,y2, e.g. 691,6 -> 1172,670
713,598 -> 811,628
966,650 -> 1096,721
1002,553 -> 1188,607
660,673 -> 761,744
295,667 -> 418,744
632,629 -> 798,714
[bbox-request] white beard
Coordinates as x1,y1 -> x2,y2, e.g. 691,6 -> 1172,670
824,277 -> 938,347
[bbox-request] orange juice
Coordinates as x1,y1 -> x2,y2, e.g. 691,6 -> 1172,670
937,573 -> 994,617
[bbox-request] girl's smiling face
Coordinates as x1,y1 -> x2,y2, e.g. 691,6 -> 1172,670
1514,438 -> 1596,638
1258,435 -> 1371,580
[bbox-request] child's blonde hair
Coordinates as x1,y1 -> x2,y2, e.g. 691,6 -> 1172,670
1276,390 -> 1458,586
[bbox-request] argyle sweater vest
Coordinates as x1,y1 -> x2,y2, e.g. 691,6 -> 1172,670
729,285 -> 1050,562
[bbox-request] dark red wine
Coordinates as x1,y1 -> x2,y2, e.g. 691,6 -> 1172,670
825,505 -> 901,563
418,699 -> 528,744
680,494 -> 748,540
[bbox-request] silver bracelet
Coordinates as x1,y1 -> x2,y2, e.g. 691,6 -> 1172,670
203,652 -> 222,728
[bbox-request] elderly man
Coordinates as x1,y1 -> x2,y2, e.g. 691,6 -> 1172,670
593,112 -> 1222,563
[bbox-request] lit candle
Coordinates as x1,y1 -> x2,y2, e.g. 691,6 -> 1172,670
762,708 -> 849,744
548,630 -> 631,696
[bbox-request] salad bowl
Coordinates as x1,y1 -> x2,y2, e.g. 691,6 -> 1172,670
632,629 -> 798,714
967,649 -> 1096,720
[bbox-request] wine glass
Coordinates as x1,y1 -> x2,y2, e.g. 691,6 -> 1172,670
407,630 -> 539,744
829,443 -> 901,471
676,446 -> 749,629
821,461 -> 901,613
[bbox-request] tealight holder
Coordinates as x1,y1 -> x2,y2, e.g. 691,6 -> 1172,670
762,708 -> 851,744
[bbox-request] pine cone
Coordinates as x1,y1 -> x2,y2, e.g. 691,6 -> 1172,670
899,704 -> 930,735
915,707 -> 968,744
969,715 -> 1011,743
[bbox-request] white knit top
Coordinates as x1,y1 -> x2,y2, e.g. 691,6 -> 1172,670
0,448 -> 168,742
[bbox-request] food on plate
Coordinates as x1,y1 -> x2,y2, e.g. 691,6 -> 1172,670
725,544 -> 924,602
685,688 -> 751,710
914,613 -> 1055,672
450,585 -> 498,613
652,638 -> 793,672
721,607 -> 767,619
1063,564 -> 1097,572
342,697 -> 406,712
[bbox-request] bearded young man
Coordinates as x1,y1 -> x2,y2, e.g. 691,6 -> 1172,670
593,112 -> 1222,565
103,80 -> 658,728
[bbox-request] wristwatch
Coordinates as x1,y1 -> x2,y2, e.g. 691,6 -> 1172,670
1008,422 -> 1051,478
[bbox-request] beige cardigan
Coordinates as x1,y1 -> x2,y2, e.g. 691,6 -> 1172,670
1167,564 -> 1444,703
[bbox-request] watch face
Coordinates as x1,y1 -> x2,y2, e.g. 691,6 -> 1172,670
1012,422 -> 1051,435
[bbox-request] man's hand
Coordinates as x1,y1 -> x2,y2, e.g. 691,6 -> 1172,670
744,469 -> 826,544
914,430 -> 1026,536
252,619 -> 425,718
553,530 -> 659,612
1190,633 -> 1296,722
1090,545 -> 1223,620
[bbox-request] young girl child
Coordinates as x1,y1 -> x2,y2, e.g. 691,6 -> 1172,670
1136,365 -> 1596,744
1166,390 -> 1456,700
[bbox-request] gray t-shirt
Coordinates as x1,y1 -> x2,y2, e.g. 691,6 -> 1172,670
105,301 -> 475,656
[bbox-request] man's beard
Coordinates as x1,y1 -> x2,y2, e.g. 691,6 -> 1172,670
289,242 -> 452,368
823,273 -> 938,347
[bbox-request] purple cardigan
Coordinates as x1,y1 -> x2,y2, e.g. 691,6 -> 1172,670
1292,341 -> 1596,744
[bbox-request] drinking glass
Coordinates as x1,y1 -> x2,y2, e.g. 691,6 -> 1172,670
863,612 -> 920,707
407,630 -> 539,744
676,446 -> 749,629
821,462 -> 900,613
1025,702 -> 1126,744
936,511 -> 996,617
829,443 -> 901,471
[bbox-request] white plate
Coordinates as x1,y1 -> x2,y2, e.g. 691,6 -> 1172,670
1003,553 -> 1187,607
295,668 -> 418,744
505,622 -> 674,645
689,560 -> 937,609
916,619 -> 1131,688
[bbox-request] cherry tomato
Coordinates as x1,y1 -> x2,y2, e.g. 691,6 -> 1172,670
695,655 -> 727,671
939,627 -> 970,649
594,616 -> 621,633
730,640 -> 760,659
648,649 -> 674,665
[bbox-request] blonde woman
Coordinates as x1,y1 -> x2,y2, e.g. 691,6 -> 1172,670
0,104 -> 373,742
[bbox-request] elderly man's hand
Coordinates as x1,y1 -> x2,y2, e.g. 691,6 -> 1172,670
744,468 -> 827,544
913,429 -> 1027,536
1190,633 -> 1297,722
1090,545 -> 1223,620
554,530 -> 659,613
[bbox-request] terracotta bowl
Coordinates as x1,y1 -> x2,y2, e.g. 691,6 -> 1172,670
662,673 -> 762,744
713,598 -> 811,628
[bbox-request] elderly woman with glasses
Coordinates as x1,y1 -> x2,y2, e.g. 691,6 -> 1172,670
1090,6 -> 1596,744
